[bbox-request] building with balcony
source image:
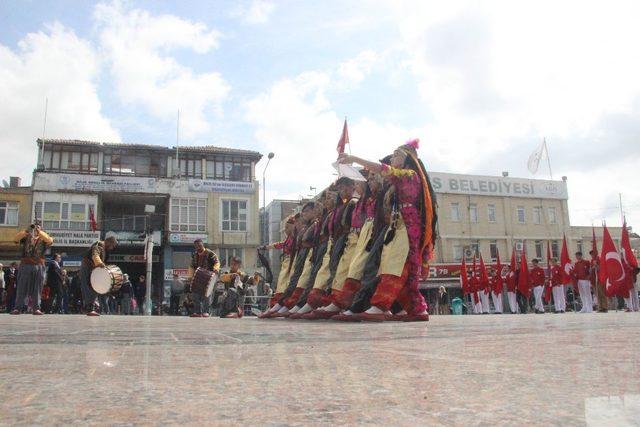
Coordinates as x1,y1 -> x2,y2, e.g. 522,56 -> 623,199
0,178 -> 33,265
33,139 -> 262,299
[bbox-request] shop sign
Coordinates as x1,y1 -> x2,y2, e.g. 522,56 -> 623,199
188,179 -> 254,194
109,254 -> 160,263
169,233 -> 208,244
49,230 -> 101,247
34,172 -> 158,193
164,268 -> 189,280
105,231 -> 162,246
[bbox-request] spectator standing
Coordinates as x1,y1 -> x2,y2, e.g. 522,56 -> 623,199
46,253 -> 63,313
573,252 -> 593,313
437,286 -> 449,315
134,275 -> 146,315
60,269 -> 70,314
5,262 -> 18,313
120,274 -> 133,315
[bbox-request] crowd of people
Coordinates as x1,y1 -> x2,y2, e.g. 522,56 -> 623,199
259,138 -> 438,322
456,251 -> 640,315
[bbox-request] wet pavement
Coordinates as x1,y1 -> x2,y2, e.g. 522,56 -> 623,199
0,312 -> 639,426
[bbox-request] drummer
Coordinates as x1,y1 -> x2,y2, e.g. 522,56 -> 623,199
188,238 -> 220,318
81,236 -> 118,317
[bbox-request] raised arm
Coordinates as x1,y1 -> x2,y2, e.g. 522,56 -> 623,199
337,153 -> 383,173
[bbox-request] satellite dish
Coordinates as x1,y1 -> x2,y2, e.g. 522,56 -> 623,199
2,180 -> 8,188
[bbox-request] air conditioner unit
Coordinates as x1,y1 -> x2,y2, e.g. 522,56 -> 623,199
463,246 -> 473,259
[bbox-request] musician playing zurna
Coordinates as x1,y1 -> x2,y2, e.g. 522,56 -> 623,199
81,236 -> 118,317
188,238 -> 220,318
218,256 -> 249,318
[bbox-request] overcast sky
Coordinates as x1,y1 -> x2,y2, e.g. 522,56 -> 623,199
1,0 -> 639,228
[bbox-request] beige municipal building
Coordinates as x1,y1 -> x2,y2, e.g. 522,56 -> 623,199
427,171 -> 637,290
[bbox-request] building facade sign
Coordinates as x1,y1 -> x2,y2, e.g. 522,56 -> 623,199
49,230 -> 101,247
429,172 -> 568,200
34,173 -> 157,193
109,254 -> 160,263
164,268 -> 189,280
168,233 -> 208,244
105,231 -> 162,246
188,179 -> 254,194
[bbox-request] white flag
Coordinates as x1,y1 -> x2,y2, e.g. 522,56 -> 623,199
527,140 -> 546,174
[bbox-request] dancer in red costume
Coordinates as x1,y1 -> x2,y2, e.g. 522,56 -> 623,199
338,138 -> 437,322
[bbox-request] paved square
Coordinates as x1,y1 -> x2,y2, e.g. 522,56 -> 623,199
1,313 -> 639,426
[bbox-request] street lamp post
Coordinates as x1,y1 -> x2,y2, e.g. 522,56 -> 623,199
262,152 -> 275,245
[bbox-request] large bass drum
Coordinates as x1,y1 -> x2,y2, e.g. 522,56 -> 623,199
191,267 -> 217,298
90,265 -> 124,295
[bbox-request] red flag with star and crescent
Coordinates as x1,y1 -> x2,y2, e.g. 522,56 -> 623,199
620,220 -> 638,298
493,249 -> 504,295
460,257 -> 469,296
560,235 -> 575,291
600,225 -> 627,298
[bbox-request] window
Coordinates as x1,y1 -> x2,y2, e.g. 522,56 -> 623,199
453,244 -> 463,262
551,240 -> 560,258
490,240 -> 498,261
535,240 -> 543,259
576,240 -> 583,255
205,156 -> 253,182
469,240 -> 480,257
548,207 -> 557,224
217,247 -> 245,269
34,201 -> 94,230
533,207 -> 542,224
170,198 -> 206,232
487,204 -> 496,223
516,206 -> 526,224
104,150 -> 166,176
0,201 -> 19,226
221,200 -> 248,232
451,203 -> 460,221
179,156 -> 203,178
103,205 -> 149,232
42,147 -> 99,172
469,203 -> 478,223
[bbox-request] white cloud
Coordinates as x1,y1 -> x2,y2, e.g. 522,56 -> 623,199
337,50 -> 378,85
93,1 -> 229,138
233,1 -> 275,25
0,23 -> 119,182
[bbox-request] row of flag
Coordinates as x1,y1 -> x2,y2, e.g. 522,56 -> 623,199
459,222 -> 638,301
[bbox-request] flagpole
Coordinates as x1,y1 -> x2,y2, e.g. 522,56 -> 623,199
346,116 -> 351,155
544,138 -> 553,179
619,193 -> 624,225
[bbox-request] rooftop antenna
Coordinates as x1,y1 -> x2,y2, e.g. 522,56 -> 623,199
39,97 -> 48,169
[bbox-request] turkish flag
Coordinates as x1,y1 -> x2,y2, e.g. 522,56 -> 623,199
560,235 -> 574,289
493,249 -> 504,295
518,245 -> 531,298
544,241 -> 552,303
336,118 -> 349,154
460,257 -> 469,295
620,220 -> 637,297
506,248 -> 517,292
470,256 -> 479,304
89,207 -> 98,232
479,253 -> 490,294
600,225 -> 627,298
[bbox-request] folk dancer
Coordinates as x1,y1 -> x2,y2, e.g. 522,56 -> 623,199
339,138 -> 438,322
258,215 -> 296,317
10,223 -> 53,315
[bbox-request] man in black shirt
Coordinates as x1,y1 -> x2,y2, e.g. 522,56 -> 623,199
46,253 -> 63,313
